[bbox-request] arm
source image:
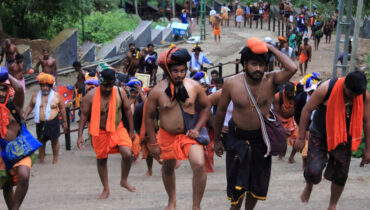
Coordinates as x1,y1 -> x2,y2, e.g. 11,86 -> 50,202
362,92 -> 370,164
186,83 -> 211,139
308,46 -> 312,61
35,58 -> 42,72
203,55 -> 212,65
213,81 -> 232,156
272,94 -> 280,115
268,44 -> 298,85
8,74 -> 24,110
24,94 -> 36,120
56,93 -> 68,132
77,94 -> 92,150
53,59 -> 58,85
208,89 -> 221,106
294,81 -> 328,151
120,87 -> 135,140
144,89 -> 161,160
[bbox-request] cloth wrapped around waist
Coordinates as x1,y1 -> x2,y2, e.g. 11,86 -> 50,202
157,128 -> 199,161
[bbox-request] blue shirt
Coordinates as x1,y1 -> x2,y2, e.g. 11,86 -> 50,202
180,13 -> 189,24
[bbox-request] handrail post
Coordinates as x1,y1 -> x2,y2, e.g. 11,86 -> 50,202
65,107 -> 71,151
260,14 -> 263,29
235,59 -> 240,74
268,13 -> 271,30
218,63 -> 223,78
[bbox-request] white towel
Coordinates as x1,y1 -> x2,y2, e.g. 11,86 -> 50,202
34,90 -> 55,123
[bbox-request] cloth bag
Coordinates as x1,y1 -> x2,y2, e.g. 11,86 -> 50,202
0,124 -> 42,169
243,75 -> 287,156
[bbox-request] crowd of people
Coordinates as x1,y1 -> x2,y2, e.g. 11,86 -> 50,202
0,3 -> 369,210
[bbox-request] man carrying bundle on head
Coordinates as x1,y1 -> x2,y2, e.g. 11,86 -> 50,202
24,73 -> 68,164
213,37 -> 297,209
145,47 -> 211,210
77,67 -> 136,199
0,67 -> 42,210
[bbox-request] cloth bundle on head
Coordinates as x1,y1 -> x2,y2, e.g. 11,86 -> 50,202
96,62 -> 114,74
85,79 -> 99,86
158,47 -> 191,102
0,67 -> 9,83
240,37 -> 270,66
126,78 -> 142,87
98,68 -> 116,84
193,72 -> 205,81
300,72 -> 320,92
37,72 -> 54,85
278,36 -> 287,42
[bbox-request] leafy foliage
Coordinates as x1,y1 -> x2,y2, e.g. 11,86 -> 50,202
68,10 -> 140,44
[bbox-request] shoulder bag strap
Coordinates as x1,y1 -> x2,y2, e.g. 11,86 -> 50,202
243,75 -> 270,156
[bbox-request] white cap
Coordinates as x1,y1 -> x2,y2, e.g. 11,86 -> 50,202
264,37 -> 273,44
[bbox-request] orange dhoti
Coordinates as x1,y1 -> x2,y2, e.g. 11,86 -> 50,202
91,122 -> 132,159
204,130 -> 215,173
299,53 -> 308,63
0,147 -> 32,188
279,116 -> 298,146
131,134 -> 141,159
213,27 -> 221,36
157,128 -> 199,160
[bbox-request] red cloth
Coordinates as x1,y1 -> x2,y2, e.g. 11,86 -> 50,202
204,130 -> 215,173
326,77 -> 363,152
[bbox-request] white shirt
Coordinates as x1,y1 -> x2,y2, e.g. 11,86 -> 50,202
281,47 -> 294,58
210,10 -> 216,16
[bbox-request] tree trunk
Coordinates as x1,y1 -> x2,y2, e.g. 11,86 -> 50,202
135,0 -> 138,15
172,0 -> 175,19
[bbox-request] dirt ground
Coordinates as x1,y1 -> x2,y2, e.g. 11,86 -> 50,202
2,19 -> 370,210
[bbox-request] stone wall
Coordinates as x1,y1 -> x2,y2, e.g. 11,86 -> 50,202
49,28 -> 78,68
80,42 -> 96,63
151,29 -> 163,45
18,44 -> 32,71
112,32 -> 134,54
133,21 -> 152,48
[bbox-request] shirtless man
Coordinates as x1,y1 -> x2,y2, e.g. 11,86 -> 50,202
73,61 -> 85,108
213,15 -> 222,43
145,48 -> 211,210
1,39 -> 19,68
8,54 -> 26,93
294,71 -> 370,210
24,73 -> 68,164
0,69 -> 30,210
123,43 -> 140,77
214,37 -> 297,209
77,67 -> 136,199
35,49 -> 58,85
298,37 -> 312,76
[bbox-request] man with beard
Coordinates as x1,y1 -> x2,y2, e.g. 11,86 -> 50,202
24,73 -> 68,164
77,67 -> 136,199
123,43 -> 140,77
8,54 -> 26,93
213,37 -> 297,209
273,82 -> 298,163
294,71 -> 370,210
1,39 -> 19,68
298,37 -> 312,76
0,68 -> 32,210
145,48 -> 211,210
35,49 -> 58,85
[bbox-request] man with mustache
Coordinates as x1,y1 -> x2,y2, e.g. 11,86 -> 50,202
273,82 -> 298,163
213,37 -> 297,209
77,67 -> 136,199
24,73 -> 68,164
0,67 -> 30,210
145,48 -> 211,210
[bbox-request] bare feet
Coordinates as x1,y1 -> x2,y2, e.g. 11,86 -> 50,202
52,159 -> 58,164
40,159 -> 45,164
165,200 -> 176,210
98,189 -> 110,199
300,184 -> 313,203
192,205 -> 201,210
278,156 -> 284,161
120,180 -> 136,192
288,157 -> 296,164
145,170 -> 153,176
